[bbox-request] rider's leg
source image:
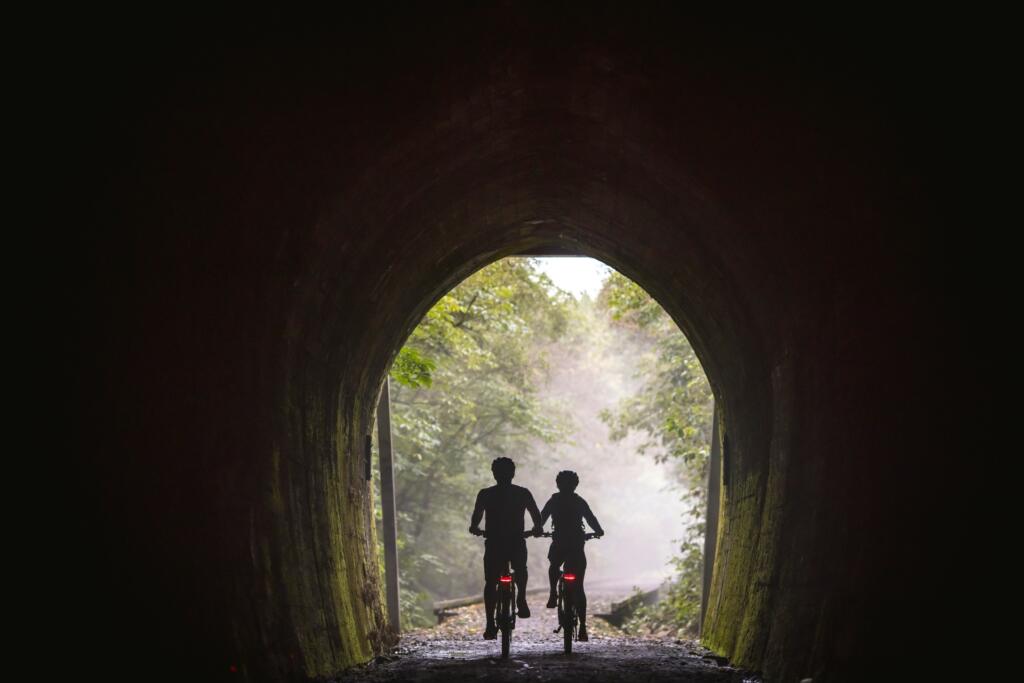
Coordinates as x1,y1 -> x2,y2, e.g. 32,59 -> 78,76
574,551 -> 590,640
484,582 -> 498,631
547,562 -> 560,607
512,539 -> 530,617
483,549 -> 499,637
546,542 -> 561,608
576,565 -> 588,620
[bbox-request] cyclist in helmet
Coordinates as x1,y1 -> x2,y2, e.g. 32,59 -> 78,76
469,456 -> 544,639
540,470 -> 604,641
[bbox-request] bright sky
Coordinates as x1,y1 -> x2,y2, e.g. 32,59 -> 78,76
533,257 -> 612,299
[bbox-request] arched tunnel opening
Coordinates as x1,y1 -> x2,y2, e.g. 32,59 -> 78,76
368,255 -> 716,638
67,9 -> 966,683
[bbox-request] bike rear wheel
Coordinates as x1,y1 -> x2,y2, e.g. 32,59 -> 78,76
500,594 -> 511,658
562,596 -> 573,654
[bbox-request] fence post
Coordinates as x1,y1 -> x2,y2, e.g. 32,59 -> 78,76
377,376 -> 401,632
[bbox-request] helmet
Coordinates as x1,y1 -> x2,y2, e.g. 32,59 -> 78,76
555,470 -> 579,492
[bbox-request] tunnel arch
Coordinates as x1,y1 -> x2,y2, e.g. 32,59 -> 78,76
77,12 -> 952,683
276,74 -> 809,680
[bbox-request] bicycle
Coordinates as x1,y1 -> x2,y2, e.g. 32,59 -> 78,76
470,528 -> 533,658
540,531 -> 600,654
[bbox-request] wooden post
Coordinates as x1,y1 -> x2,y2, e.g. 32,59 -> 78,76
700,402 -> 722,635
377,376 -> 401,632
364,434 -> 376,562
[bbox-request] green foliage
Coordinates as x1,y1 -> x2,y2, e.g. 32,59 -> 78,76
375,263 -> 711,634
391,347 -> 436,389
620,542 -> 704,638
379,258 -> 574,628
598,271 -> 713,636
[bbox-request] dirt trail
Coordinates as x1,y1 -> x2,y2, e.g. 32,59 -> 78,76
333,591 -> 759,682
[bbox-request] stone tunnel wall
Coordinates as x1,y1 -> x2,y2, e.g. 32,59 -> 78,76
70,9 -> 956,683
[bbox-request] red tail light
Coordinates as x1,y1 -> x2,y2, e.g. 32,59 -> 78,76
499,575 -> 513,583
563,573 -> 577,581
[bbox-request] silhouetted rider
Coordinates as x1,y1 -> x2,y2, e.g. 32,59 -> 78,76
540,470 -> 604,642
469,457 -> 543,639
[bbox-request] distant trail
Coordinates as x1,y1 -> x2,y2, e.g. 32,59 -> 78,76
333,590 -> 758,683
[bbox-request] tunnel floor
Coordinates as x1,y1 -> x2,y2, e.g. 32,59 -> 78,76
333,590 -> 759,682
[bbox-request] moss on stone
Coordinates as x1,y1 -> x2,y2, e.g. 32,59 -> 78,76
702,468 -> 766,661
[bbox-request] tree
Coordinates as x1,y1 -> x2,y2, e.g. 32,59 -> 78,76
598,271 -> 713,636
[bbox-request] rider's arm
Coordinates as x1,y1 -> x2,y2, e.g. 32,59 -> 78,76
539,495 -> 553,529
526,490 -> 543,534
582,499 -> 604,536
469,489 -> 485,533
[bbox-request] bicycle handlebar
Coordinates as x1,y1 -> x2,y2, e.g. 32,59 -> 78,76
538,531 -> 602,540
469,528 -> 535,539
469,528 -> 604,540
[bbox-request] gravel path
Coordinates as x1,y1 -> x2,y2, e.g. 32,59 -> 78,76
332,591 -> 760,682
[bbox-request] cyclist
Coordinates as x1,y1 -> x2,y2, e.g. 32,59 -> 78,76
540,470 -> 604,641
469,457 -> 544,639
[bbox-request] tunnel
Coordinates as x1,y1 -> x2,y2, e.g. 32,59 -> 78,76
69,8 -> 964,683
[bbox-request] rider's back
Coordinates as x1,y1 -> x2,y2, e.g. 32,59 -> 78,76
476,483 -> 535,539
543,491 -> 601,540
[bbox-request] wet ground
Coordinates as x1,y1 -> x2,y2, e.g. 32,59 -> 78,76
332,590 -> 760,682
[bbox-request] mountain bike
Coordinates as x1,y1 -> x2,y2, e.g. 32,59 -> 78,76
470,529 -> 533,658
541,531 -> 600,654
